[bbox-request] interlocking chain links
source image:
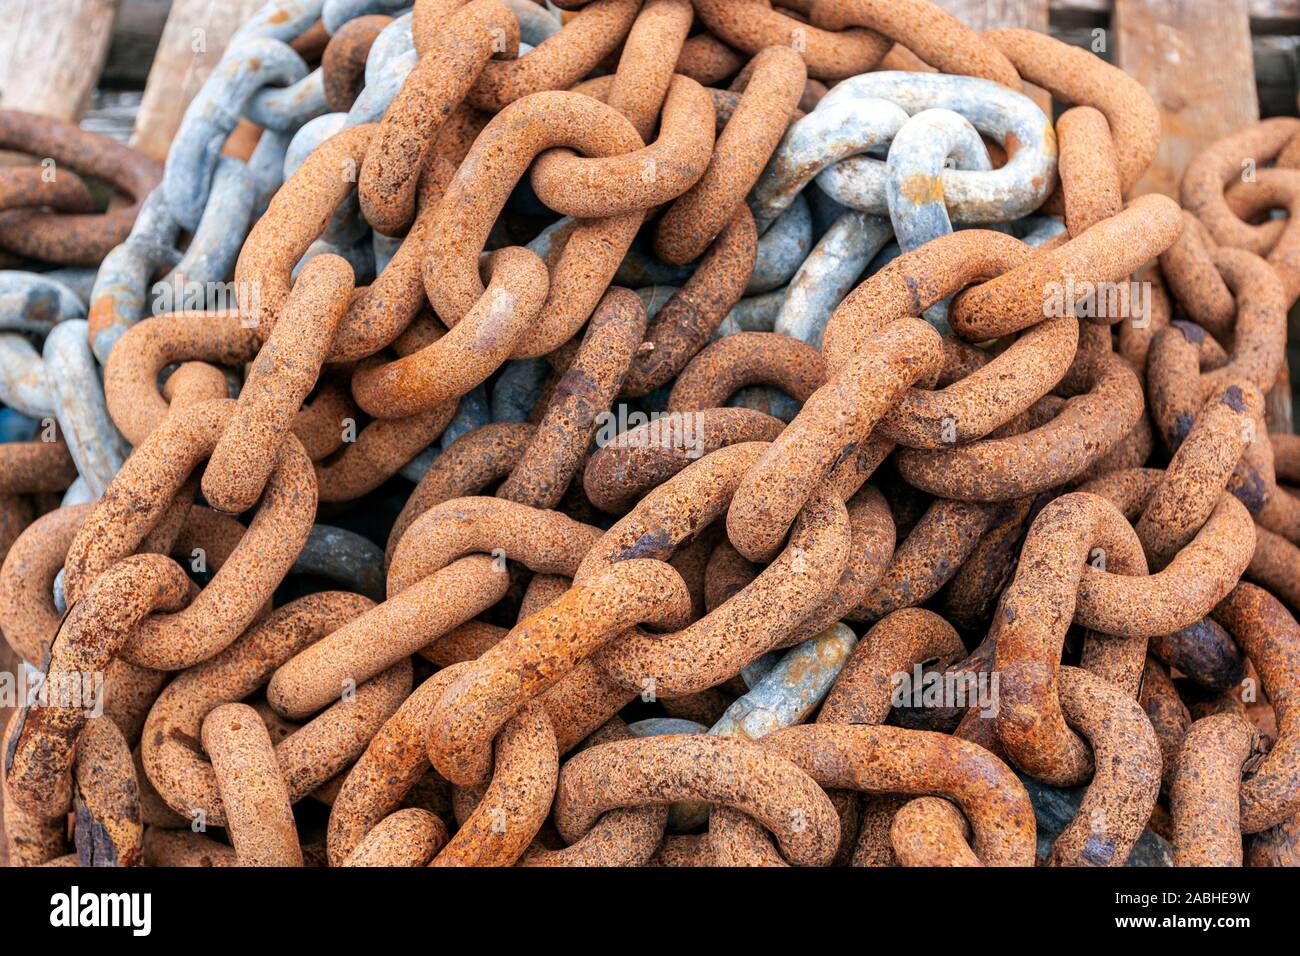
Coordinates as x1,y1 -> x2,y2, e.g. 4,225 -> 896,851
1211,584 -> 1300,833
6,0 -> 1299,871
143,592 -> 408,828
0,110 -> 163,266
422,91 -> 643,361
358,0 -> 520,236
63,399 -> 316,670
811,72 -> 1056,227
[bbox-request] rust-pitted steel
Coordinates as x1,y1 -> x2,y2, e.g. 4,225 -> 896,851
387,421 -> 535,562
71,717 -> 143,867
204,255 -> 354,514
352,248 -> 550,418
623,207 -> 757,396
820,608 -> 966,725
533,74 -> 714,217
359,1 -> 519,236
498,288 -> 646,507
1046,666 -> 1161,866
896,355 -> 1144,502
6,554 -> 190,819
202,703 -> 303,867
423,91 -> 644,359
430,700 -> 557,866
692,0 -> 888,81
994,492 -> 1147,786
103,311 -> 258,447
726,318 -> 943,562
890,796 -> 979,867
1172,713 -> 1260,866
342,808 -> 448,867
851,499 -> 998,620
949,195 -> 1182,339
1181,118 -> 1300,255
582,457 -> 851,698
0,109 -> 163,265
63,400 -> 316,670
1212,583 -> 1300,832
554,733 -> 840,866
141,592 -> 399,826
751,723 -> 1036,866
426,559 -> 690,786
666,331 -> 825,413
583,407 -> 783,514
1075,493 -> 1255,638
326,662 -> 470,866
322,14 -> 392,112
984,28 -> 1160,198
605,0 -> 693,141
811,0 -> 1018,87
654,47 -> 805,266
235,124 -> 387,360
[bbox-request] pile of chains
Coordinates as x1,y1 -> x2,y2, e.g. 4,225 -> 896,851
0,0 -> 1296,868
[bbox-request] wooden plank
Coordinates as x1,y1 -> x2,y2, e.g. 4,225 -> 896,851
129,0 -> 264,163
1115,0 -> 1258,198
0,0 -> 122,120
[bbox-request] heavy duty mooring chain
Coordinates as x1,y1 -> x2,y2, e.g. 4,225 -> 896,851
1,0 -> 1299,869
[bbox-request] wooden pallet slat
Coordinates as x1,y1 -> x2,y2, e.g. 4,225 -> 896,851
129,0 -> 265,163
0,0 -> 122,121
1115,0 -> 1259,198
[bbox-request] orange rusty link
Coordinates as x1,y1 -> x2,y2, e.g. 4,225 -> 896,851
811,0 -> 1019,87
949,194 -> 1182,339
665,331 -> 825,413
726,318 -> 944,562
606,0 -> 694,141
532,74 -> 715,217
743,723 -> 1036,866
497,288 -> 646,507
325,662 -> 471,866
889,796 -> 978,867
993,492 -> 1148,786
1046,666 -> 1161,866
0,109 -> 162,265
387,421 -> 535,562
359,0 -> 520,235
428,700 -> 558,866
985,28 -> 1160,200
1180,118 -> 1300,255
63,400 -> 316,669
1211,583 -> 1300,832
141,592 -> 405,827
1171,713 -> 1261,866
555,733 -> 841,866
235,124 -> 404,361
425,559 -> 690,787
5,554 -> 191,819
583,407 -> 783,514
321,15 -> 392,112
895,354 -> 1144,502
623,207 -> 758,396
352,248 -> 549,418
103,311 -> 257,446
692,0 -> 888,81
204,255 -> 354,514
201,702 -> 304,866
654,46 -> 805,265
423,91 -> 644,359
